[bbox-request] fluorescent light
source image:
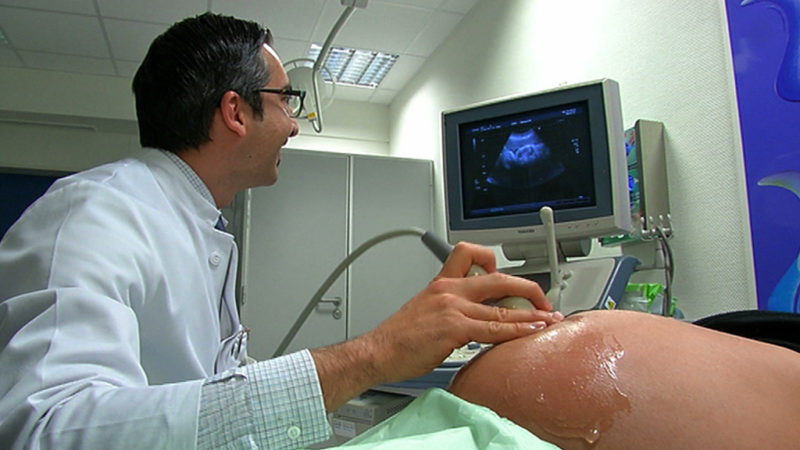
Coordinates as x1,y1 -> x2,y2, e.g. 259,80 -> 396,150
0,28 -> 8,46
308,44 -> 398,88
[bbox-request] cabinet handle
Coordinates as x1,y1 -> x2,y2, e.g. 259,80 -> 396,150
318,297 -> 343,320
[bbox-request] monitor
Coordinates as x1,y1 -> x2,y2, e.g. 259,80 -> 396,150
442,78 -> 631,261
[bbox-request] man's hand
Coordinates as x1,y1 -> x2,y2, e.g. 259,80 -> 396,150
311,241 -> 562,411
364,242 -> 561,381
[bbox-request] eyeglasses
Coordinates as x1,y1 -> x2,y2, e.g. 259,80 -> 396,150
257,88 -> 306,118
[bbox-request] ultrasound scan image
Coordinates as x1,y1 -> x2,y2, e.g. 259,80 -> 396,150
487,128 -> 565,189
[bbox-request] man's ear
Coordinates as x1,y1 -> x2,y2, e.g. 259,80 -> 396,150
219,90 -> 248,137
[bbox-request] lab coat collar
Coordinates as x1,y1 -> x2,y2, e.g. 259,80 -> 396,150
140,149 -> 224,232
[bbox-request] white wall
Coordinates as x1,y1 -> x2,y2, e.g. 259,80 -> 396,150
0,66 -> 141,172
291,100 -> 390,155
0,66 -> 390,173
389,0 -> 755,320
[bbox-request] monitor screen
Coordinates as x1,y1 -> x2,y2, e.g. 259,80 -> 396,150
459,100 -> 595,220
442,79 -> 631,255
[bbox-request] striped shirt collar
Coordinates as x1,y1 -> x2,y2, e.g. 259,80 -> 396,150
160,150 -> 217,208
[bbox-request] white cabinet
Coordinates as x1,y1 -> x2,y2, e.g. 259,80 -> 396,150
236,150 -> 436,360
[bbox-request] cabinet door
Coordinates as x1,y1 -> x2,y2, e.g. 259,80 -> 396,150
348,156 -> 438,339
241,150 -> 349,359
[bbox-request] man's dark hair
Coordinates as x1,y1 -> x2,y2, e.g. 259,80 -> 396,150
132,13 -> 273,153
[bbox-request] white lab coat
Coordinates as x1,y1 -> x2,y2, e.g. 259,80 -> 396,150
0,149 -> 246,448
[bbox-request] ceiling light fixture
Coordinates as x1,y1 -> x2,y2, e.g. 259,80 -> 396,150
308,43 -> 398,88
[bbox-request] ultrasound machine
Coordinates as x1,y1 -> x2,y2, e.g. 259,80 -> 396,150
442,78 -> 637,315
380,78 -> 642,394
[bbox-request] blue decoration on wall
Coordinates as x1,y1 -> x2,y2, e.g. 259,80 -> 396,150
741,0 -> 800,101
727,0 -> 800,311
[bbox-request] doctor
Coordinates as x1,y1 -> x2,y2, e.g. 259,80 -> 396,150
0,12 -> 561,449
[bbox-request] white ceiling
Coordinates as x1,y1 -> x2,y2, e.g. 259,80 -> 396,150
0,0 -> 479,104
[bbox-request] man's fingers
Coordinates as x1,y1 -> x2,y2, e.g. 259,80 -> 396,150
445,271 -> 552,311
438,242 -> 497,278
463,316 -> 549,345
460,301 -> 563,325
